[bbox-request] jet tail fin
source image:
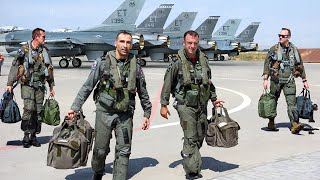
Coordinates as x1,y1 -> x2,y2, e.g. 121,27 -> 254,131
236,22 -> 260,42
212,19 -> 241,39
164,12 -> 198,38
137,4 -> 173,34
102,0 -> 145,25
83,0 -> 145,31
195,16 -> 219,40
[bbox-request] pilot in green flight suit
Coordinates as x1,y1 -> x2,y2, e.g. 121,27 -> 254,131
262,28 -> 309,134
6,28 -> 55,148
160,30 -> 223,179
67,31 -> 152,180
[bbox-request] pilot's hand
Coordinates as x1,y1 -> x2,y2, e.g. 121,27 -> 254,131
141,117 -> 150,130
67,110 -> 76,120
213,100 -> 224,107
5,86 -> 12,92
303,81 -> 309,89
50,86 -> 55,97
160,105 -> 170,120
263,80 -> 268,89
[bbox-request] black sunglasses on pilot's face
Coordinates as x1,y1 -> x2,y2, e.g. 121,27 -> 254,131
278,34 -> 289,38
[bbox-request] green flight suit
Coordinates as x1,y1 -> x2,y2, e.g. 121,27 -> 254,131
71,50 -> 151,180
160,49 -> 217,175
7,43 -> 55,134
263,42 -> 306,123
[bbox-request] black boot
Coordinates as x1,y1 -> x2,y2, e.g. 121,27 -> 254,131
22,133 -> 31,148
186,173 -> 202,180
30,134 -> 41,147
92,173 -> 103,180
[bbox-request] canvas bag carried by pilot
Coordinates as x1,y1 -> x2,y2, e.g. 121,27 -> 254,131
47,113 -> 94,169
206,107 -> 240,148
258,89 -> 277,119
0,83 -> 21,124
42,96 -> 61,126
296,88 -> 317,121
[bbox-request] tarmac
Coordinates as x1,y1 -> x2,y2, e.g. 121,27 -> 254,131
0,57 -> 319,180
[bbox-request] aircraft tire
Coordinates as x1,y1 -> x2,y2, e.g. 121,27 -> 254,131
140,59 -> 146,66
72,58 -> 82,68
59,58 -> 69,68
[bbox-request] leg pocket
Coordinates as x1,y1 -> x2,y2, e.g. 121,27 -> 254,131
283,83 -> 296,95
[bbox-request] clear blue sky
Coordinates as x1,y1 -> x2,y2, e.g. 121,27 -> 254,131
1,0 -> 319,49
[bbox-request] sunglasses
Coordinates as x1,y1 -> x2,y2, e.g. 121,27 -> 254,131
37,35 -> 46,39
278,34 -> 289,38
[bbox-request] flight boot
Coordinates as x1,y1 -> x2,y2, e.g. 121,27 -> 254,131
92,173 -> 103,180
22,133 -> 31,148
266,119 -> 279,131
291,122 -> 302,134
30,133 -> 41,147
186,172 -> 203,180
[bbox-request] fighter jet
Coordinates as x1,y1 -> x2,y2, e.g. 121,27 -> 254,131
203,19 -> 242,61
196,16 -> 220,51
142,12 -> 198,61
81,0 -> 145,32
0,26 -> 27,33
195,16 -> 220,40
0,0 -> 146,68
235,22 -> 261,52
133,4 -> 174,66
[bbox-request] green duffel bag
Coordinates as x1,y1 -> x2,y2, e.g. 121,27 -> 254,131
258,89 -> 277,119
43,96 -> 61,126
47,113 -> 94,169
206,107 -> 240,148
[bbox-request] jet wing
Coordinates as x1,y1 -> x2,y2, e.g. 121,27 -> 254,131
45,38 -> 85,45
19,38 -> 85,46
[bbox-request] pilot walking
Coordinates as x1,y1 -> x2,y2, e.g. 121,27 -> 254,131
262,27 -> 309,134
5,28 -> 55,147
67,31 -> 152,180
160,30 -> 223,179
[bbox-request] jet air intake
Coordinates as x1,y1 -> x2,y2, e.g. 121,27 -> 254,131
132,34 -> 144,50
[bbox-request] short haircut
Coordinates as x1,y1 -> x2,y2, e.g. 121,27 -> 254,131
281,27 -> 291,36
32,28 -> 45,39
184,30 -> 199,40
116,31 -> 132,40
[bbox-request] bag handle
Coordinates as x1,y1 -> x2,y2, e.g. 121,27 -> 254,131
77,110 -> 85,127
214,106 -> 231,122
301,88 -> 311,99
304,88 -> 311,99
57,116 -> 80,138
48,95 -> 55,100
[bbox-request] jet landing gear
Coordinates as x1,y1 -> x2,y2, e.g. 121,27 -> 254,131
213,54 -> 225,61
58,56 -> 82,68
